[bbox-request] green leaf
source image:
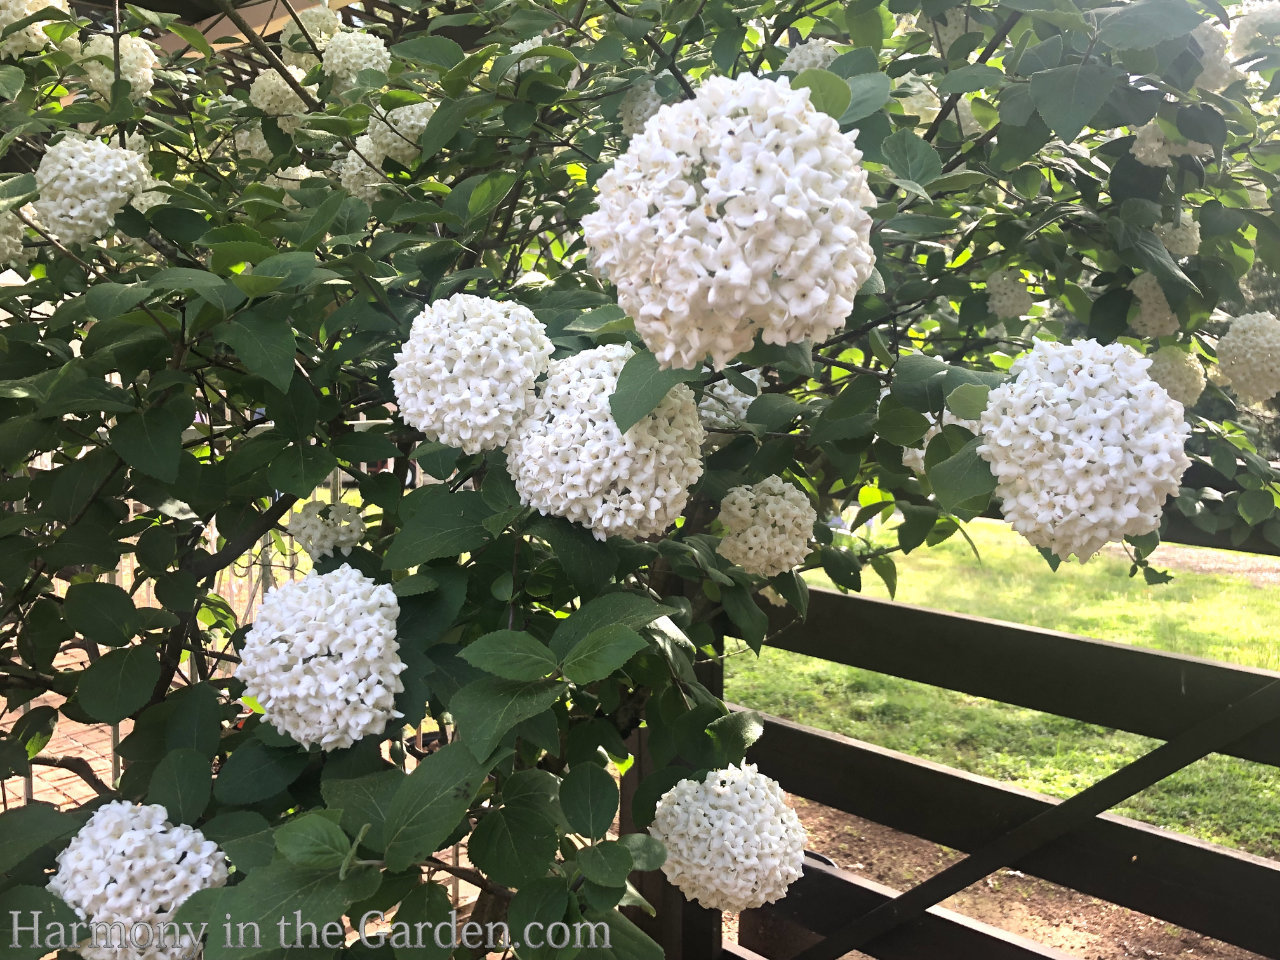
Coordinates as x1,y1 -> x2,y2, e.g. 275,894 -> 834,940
876,395 -> 931,445
529,515 -> 619,596
383,740 -> 490,871
507,879 -> 570,960
708,710 -> 764,766
275,813 -> 351,870
1029,64 -> 1119,144
577,840 -> 634,887
0,64 -> 24,100
0,804 -> 76,875
63,581 -> 137,646
793,68 -> 852,118
549,593 -> 671,661
111,403 -> 187,483
215,314 -> 296,393
841,72 -> 893,123
460,630 -> 559,681
386,485 -> 491,569
945,383 -> 990,420
935,64 -> 1004,96
1238,489 -> 1276,525
998,0 -> 1091,32
891,352 -> 951,411
320,768 -> 403,853
925,437 -> 998,514
449,676 -> 567,760
560,762 -> 619,840
561,624 -> 648,685
77,645 -> 160,723
880,129 -> 943,185
609,350 -> 702,433
1098,0 -> 1204,51
0,886 -> 79,960
212,740 -> 309,804
617,833 -> 667,872
722,584 -> 768,651
165,683 -> 223,758
147,748 -> 212,824
390,882 -> 453,960
168,21 -> 214,59
84,281 -> 152,320
467,806 -> 558,887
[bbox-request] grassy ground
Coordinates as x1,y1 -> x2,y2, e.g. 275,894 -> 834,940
724,520 -> 1280,857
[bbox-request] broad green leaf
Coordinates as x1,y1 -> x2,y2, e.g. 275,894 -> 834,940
945,383 -> 991,420
467,806 -> 558,887
507,879 -> 570,960
617,833 -> 666,872
391,882 -> 453,960
77,645 -> 160,723
449,676 -> 567,760
1098,0 -> 1203,51
168,22 -> 214,58
320,768 -> 403,853
891,353 -> 951,411
549,593 -> 671,661
165,683 -> 224,759
936,64 -> 1004,96
111,403 -> 187,483
215,315 -> 296,393
561,624 -> 648,685
63,581 -> 137,647
274,813 -> 351,870
1238,489 -> 1276,525
385,485 -> 491,569
383,740 -> 489,871
0,65 -> 24,100
212,740 -> 309,805
528,515 -> 619,596
460,630 -> 559,681
147,748 -> 212,824
609,350 -> 702,433
841,72 -> 892,123
880,129 -> 943,185
793,68 -> 851,118
1030,64 -> 1120,144
925,437 -> 998,514
876,395 -> 931,445
0,804 -> 76,875
722,584 -> 768,651
576,841 -> 633,887
84,282 -> 152,320
0,886 -> 79,960
998,0 -> 1091,33
560,762 -> 619,840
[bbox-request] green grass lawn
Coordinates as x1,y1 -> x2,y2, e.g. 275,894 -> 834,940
724,520 -> 1280,857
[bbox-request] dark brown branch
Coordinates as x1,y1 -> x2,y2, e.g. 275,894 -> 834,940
31,756 -> 114,797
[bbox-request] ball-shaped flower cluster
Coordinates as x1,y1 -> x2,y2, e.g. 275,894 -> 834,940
81,33 -> 157,101
335,135 -> 386,202
391,293 -> 554,454
1192,21 -> 1242,91
699,368 -> 766,432
34,136 -> 148,246
263,163 -> 317,196
1232,1 -> 1280,60
1155,218 -> 1200,258
237,564 -> 406,751
1147,346 -> 1207,409
368,100 -> 436,164
620,78 -> 664,137
0,206 -> 30,266
280,4 -> 343,69
322,30 -> 390,88
1130,272 -> 1178,338
506,343 -> 705,540
248,66 -> 315,134
0,0 -> 69,58
649,763 -> 807,913
901,408 -> 979,474
583,74 -> 876,370
781,37 -> 841,72
234,122 -> 272,161
986,269 -> 1034,319
1217,311 -> 1280,405
716,476 -> 817,577
287,501 -> 366,558
976,338 -> 1191,561
1130,121 -> 1211,168
48,801 -> 228,960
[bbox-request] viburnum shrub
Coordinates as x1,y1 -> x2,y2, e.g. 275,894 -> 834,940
2,1 -> 1280,957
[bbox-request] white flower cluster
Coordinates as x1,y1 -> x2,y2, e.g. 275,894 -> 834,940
280,4 -> 343,69
49,801 -> 228,960
620,78 -> 664,137
781,37 -> 841,72
336,135 -> 386,202
1147,346 -> 1207,408
391,293 -> 553,454
248,66 -> 315,134
235,122 -> 273,161
81,33 -> 158,101
1233,1 -> 1280,59
0,205 -> 30,266
1217,311 -> 1280,405
986,269 -> 1033,318
1192,21 -> 1242,91
504,37 -> 547,79
977,338 -> 1191,561
699,368 -> 765,432
368,100 -> 436,164
1130,272 -> 1179,338
583,74 -> 876,370
287,501 -> 366,558
323,30 -> 390,88
238,564 -> 406,750
717,475 -> 817,577
929,12 -> 969,56
34,136 -> 148,246
506,343 -> 704,540
1130,121 -> 1211,168
0,0 -> 68,58
901,408 -> 979,474
263,163 -> 317,196
649,763 -> 807,913
1155,218 -> 1200,258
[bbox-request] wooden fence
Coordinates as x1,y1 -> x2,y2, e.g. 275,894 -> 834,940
624,541 -> 1280,960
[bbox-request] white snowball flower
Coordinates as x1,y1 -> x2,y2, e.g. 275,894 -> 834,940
1217,311 -> 1280,405
1233,1 -> 1280,60
368,100 -> 436,164
699,369 -> 765,432
391,293 -> 553,454
1130,272 -> 1179,338
1155,218 -> 1201,258
986,269 -> 1034,319
717,475 -> 817,577
287,501 -> 366,558
649,763 -> 807,913
620,77 -> 664,137
0,205 -> 31,265
248,66 -> 315,134
1147,346 -> 1206,409
322,30 -> 390,88
238,563 -> 406,750
234,122 -> 273,161
781,37 -> 841,72
34,136 -> 149,246
0,0 -> 69,58
1193,21 -> 1243,91
584,74 -> 876,370
506,342 -> 705,540
929,11 -> 970,56
335,136 -> 386,202
81,33 -> 157,101
503,37 -> 548,79
1130,121 -> 1211,168
901,407 -> 979,474
977,338 -> 1191,561
280,4 -> 343,69
48,801 -> 228,960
